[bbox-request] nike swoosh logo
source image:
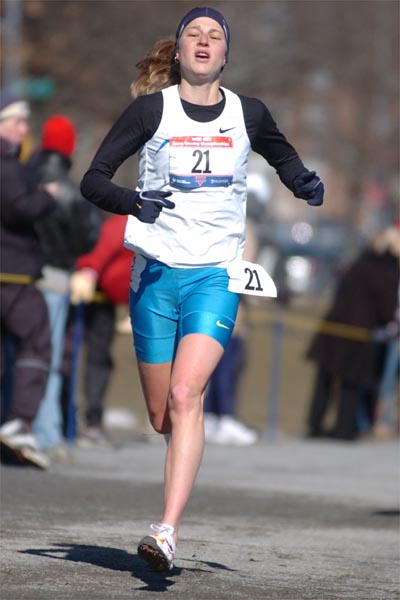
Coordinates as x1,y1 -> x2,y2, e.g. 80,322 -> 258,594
219,127 -> 235,134
156,138 -> 170,154
216,320 -> 230,330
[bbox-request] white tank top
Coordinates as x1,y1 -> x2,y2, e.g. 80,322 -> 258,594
124,85 -> 251,268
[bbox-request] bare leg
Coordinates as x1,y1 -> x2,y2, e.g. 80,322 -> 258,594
162,334 -> 224,538
137,333 -> 224,540
137,360 -> 172,434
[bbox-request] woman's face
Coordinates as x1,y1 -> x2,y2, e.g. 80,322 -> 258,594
176,17 -> 227,83
0,116 -> 29,146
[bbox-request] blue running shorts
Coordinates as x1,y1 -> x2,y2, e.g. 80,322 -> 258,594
129,256 -> 240,364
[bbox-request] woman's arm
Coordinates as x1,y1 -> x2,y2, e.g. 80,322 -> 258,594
241,95 -> 305,190
80,94 -> 163,214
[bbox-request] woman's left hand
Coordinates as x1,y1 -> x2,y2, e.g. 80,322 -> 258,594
293,170 -> 324,206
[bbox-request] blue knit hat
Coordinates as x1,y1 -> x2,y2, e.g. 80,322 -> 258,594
175,7 -> 230,59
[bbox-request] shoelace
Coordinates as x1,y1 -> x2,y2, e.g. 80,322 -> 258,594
150,523 -> 176,556
150,523 -> 174,536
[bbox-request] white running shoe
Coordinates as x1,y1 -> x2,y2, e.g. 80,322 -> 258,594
0,418 -> 25,437
212,416 -> 258,446
203,413 -> 219,442
76,427 -> 112,449
137,523 -> 176,571
0,419 -> 49,469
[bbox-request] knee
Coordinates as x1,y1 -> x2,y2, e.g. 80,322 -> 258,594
148,411 -> 171,435
169,382 -> 199,416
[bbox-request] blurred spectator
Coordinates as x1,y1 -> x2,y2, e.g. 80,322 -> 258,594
371,229 -> 400,438
306,225 -> 400,440
62,215 -> 133,446
0,92 -> 59,469
204,219 -> 259,445
24,114 -> 102,454
372,323 -> 399,438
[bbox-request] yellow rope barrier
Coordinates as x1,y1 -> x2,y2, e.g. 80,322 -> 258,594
92,291 -> 108,303
0,273 -> 34,284
0,273 -> 108,304
0,272 -> 373,340
249,307 -> 372,341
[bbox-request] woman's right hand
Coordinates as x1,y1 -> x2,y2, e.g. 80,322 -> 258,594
132,190 -> 175,223
69,269 -> 97,305
42,181 -> 60,199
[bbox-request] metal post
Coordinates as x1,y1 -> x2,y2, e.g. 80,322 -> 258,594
266,304 -> 284,441
3,0 -> 23,88
66,303 -> 84,442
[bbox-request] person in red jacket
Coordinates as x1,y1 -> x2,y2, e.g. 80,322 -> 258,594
66,215 -> 133,445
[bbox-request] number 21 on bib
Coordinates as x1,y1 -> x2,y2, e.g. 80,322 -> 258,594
228,260 -> 277,298
169,136 -> 234,189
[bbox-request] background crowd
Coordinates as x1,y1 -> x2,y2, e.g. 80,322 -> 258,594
0,1 -> 399,469
1,89 -> 398,470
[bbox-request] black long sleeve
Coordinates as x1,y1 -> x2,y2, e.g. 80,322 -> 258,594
240,95 -> 305,189
81,94 -> 163,214
81,90 -> 306,215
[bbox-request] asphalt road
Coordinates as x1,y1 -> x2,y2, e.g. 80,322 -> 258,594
1,435 -> 399,600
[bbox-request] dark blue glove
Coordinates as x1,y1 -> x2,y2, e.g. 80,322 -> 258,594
132,190 -> 175,223
293,170 -> 324,206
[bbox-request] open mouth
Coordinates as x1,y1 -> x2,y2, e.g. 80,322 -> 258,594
195,51 -> 210,60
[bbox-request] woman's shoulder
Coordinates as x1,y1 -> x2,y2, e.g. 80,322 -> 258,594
126,91 -> 163,110
222,88 -> 266,115
118,92 -> 164,133
237,93 -> 267,112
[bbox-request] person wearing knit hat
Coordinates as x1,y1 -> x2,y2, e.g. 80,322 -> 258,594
25,116 -> 101,454
81,5 -> 325,571
0,90 -> 30,120
0,92 -> 59,470
27,114 -> 78,186
41,115 -> 77,158
0,90 -> 30,148
175,6 -> 230,61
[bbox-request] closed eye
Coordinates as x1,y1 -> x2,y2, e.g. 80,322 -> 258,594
184,26 -> 224,41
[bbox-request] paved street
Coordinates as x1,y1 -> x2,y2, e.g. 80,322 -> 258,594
1,435 -> 399,599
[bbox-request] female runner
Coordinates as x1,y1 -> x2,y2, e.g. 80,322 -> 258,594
81,6 -> 324,571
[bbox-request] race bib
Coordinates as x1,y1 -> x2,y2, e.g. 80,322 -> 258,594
228,260 -> 277,297
169,136 -> 234,189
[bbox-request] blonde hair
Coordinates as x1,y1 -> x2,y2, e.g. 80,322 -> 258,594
371,226 -> 400,258
131,39 -> 180,99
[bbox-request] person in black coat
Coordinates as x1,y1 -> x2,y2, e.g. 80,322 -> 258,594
24,115 -> 102,452
26,115 -> 102,271
0,93 -> 59,468
306,226 -> 400,440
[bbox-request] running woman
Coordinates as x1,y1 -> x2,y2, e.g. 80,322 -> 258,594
80,6 -> 324,571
